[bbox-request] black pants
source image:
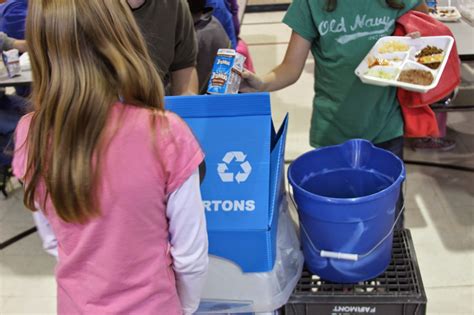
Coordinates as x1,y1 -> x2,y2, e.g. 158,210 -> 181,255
374,136 -> 405,231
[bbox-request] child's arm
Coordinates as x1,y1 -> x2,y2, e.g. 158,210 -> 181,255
32,208 -> 59,259
13,39 -> 28,53
241,31 -> 311,92
0,32 -> 15,52
170,67 -> 199,95
0,32 -> 27,53
405,1 -> 430,38
167,169 -> 208,315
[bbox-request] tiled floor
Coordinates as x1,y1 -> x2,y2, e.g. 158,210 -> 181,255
1,10 -> 473,315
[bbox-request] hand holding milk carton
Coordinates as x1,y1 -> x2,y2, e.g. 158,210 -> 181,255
207,49 -> 246,94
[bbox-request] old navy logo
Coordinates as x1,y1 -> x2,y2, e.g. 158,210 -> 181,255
318,14 -> 394,44
332,305 -> 376,313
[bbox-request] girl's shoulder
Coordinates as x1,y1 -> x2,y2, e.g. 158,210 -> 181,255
111,103 -> 194,144
15,112 -> 34,141
113,102 -> 185,126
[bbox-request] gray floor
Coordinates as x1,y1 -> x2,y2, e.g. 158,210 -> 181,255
1,11 -> 473,315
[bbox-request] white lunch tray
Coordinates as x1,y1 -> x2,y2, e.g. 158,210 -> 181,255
355,36 -> 454,93
430,6 -> 462,22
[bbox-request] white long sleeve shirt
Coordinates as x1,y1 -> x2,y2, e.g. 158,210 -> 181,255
167,169 -> 209,314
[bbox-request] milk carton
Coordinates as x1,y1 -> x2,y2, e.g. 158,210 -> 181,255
207,49 -> 246,94
2,49 -> 21,78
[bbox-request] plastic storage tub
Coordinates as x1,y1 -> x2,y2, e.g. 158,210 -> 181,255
197,198 -> 304,314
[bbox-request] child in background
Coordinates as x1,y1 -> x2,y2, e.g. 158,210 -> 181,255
241,0 -> 430,229
237,38 -> 255,73
411,112 -> 457,151
13,1 -> 208,314
0,30 -> 28,189
0,0 -> 29,97
206,0 -> 256,73
206,0 -> 238,48
188,0 -> 231,94
227,0 -> 241,37
0,0 -> 28,40
0,31 -> 26,61
128,0 -> 199,96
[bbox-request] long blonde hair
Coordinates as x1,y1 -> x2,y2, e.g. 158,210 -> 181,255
24,0 -> 165,223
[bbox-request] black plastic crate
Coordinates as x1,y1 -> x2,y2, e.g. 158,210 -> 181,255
283,230 -> 427,315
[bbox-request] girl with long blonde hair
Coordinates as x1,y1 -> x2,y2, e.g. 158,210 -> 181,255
13,1 -> 208,313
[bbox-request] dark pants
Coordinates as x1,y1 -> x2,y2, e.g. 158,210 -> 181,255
374,136 -> 405,231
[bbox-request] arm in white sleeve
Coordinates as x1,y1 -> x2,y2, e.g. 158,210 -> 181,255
32,204 -> 58,259
167,169 -> 209,315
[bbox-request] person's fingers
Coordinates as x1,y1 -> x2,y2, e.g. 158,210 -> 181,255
242,69 -> 258,80
239,85 -> 255,93
406,31 -> 421,39
240,70 -> 263,92
241,70 -> 252,79
239,81 -> 250,92
239,86 -> 252,93
239,80 -> 256,93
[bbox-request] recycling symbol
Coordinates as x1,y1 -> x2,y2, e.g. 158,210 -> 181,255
217,151 -> 252,184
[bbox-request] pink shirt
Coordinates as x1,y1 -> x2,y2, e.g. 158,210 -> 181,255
13,104 -> 205,314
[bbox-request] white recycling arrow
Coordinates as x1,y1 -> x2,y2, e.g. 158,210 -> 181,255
234,151 -> 247,162
217,163 -> 233,182
235,172 -> 251,184
217,163 -> 228,173
220,173 -> 234,182
240,161 -> 252,174
223,152 -> 235,164
217,151 -> 252,183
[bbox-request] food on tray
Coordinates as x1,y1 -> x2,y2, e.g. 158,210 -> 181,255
429,6 -> 461,20
435,8 -> 459,17
439,9 -> 456,16
366,68 -> 397,80
368,57 -> 390,68
417,54 -> 444,69
398,69 -> 434,86
367,56 -> 402,68
378,40 -> 409,54
416,45 -> 444,70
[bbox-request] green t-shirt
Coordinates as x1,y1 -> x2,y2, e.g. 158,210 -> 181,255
283,0 -> 420,147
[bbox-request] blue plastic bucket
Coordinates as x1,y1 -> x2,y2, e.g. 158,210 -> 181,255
288,139 -> 405,283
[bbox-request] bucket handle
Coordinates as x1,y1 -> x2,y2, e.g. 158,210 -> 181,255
288,184 -> 405,262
